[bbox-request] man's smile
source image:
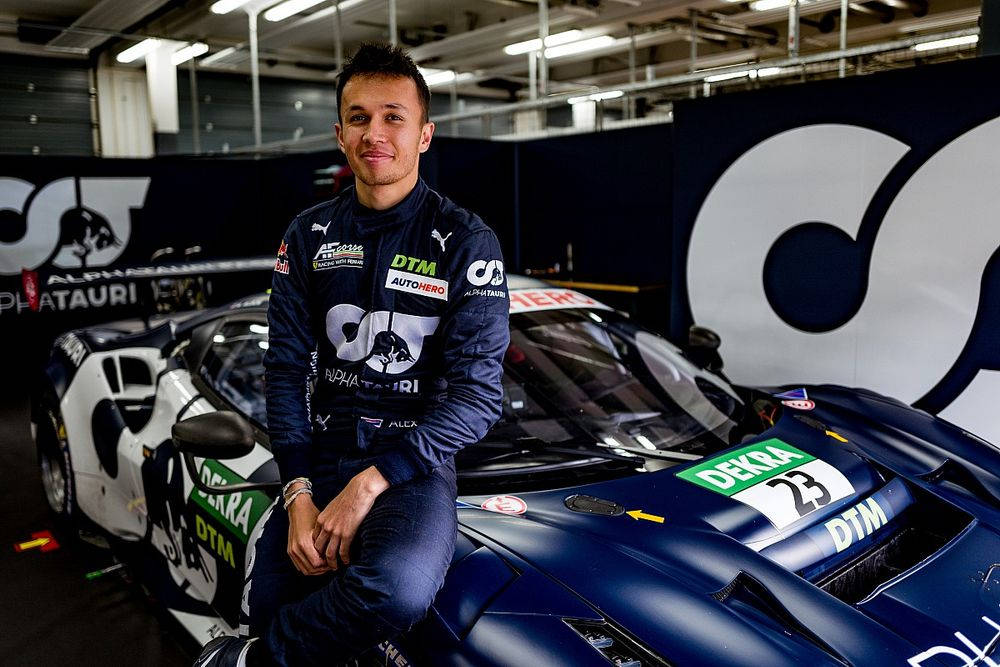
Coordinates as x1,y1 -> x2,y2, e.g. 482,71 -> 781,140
361,150 -> 393,164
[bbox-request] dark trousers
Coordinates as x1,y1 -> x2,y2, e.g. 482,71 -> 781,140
241,456 -> 457,666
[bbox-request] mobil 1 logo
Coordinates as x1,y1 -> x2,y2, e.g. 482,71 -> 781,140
676,439 -> 855,529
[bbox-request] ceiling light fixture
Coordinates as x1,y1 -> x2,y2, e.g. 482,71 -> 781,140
912,34 -> 978,51
503,30 -> 583,55
749,0 -> 793,11
209,0 -> 252,14
568,89 -> 623,104
755,66 -> 783,77
704,69 -> 755,82
545,35 -> 616,59
199,46 -> 238,66
171,42 -> 209,65
116,38 -> 162,63
265,0 -> 362,22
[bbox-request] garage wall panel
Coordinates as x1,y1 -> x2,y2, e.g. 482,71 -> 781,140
0,55 -> 94,156
670,54 -> 1000,445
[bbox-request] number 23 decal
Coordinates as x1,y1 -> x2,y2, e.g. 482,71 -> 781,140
766,470 -> 832,518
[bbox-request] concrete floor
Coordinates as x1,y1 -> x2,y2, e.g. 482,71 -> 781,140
0,396 -> 191,666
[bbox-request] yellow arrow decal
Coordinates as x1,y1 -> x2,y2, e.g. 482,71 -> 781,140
825,430 -> 848,443
16,537 -> 50,551
626,509 -> 664,524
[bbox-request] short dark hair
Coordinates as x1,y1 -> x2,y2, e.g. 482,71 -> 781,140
336,42 -> 431,123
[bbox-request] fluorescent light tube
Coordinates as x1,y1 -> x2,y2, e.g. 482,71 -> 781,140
116,38 -> 162,63
200,46 -> 238,66
750,0 -> 792,10
264,0 -> 325,22
569,89 -> 624,104
545,35 -> 616,59
209,0 -> 251,14
503,30 -> 583,55
912,34 -> 978,51
171,42 -> 209,66
704,69 -> 753,83
755,66 -> 783,77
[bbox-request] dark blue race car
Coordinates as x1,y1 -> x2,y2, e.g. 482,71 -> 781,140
32,276 -> 1000,666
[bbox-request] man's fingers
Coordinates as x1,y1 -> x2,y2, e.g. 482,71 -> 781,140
324,533 -> 341,570
338,530 -> 354,566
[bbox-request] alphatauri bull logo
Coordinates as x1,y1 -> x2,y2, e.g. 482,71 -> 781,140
325,304 -> 439,375
58,206 -> 121,267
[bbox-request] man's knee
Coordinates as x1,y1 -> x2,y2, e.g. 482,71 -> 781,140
341,565 -> 439,633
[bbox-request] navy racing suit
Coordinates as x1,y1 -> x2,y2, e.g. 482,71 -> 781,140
250,178 -> 509,664
263,177 -> 510,486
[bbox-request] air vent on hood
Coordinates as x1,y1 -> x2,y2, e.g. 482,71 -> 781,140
815,481 -> 973,605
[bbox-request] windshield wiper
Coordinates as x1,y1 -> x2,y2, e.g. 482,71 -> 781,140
595,444 -> 701,463
477,436 -> 645,466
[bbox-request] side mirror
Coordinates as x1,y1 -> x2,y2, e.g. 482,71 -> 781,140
687,325 -> 725,374
172,411 -> 279,495
172,411 -> 254,459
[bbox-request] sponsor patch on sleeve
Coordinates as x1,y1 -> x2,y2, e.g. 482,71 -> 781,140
385,269 -> 448,301
273,239 -> 289,274
676,438 -> 855,529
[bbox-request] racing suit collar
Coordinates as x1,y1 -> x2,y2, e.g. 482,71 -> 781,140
351,178 -> 429,236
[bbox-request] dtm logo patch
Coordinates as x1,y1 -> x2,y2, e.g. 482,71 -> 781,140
467,259 -> 505,287
313,242 -> 363,271
385,269 -> 448,301
391,254 -> 436,276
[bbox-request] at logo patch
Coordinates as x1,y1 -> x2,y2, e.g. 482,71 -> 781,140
467,259 -> 505,287
313,242 -> 363,271
385,269 -> 448,301
391,254 -> 437,276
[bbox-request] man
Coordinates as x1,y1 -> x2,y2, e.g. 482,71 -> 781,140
195,42 -> 509,666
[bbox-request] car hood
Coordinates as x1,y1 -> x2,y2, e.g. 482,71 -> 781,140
455,387 -> 1000,665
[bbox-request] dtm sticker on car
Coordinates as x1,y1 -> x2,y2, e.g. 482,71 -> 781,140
676,439 -> 855,529
385,269 -> 448,301
189,460 -> 272,566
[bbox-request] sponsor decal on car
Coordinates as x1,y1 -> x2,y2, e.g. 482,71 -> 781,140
782,399 -> 815,411
466,259 -> 505,287
676,439 -> 855,529
189,460 -> 272,567
378,640 -> 412,667
391,254 -> 437,276
1,283 -> 139,316
908,615 -> 1000,667
508,288 -> 612,314
385,269 -> 448,301
313,242 -> 364,271
774,388 -> 809,401
57,332 -> 88,367
481,495 -> 528,515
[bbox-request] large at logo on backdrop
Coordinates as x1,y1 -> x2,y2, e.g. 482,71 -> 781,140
672,56 -> 1000,444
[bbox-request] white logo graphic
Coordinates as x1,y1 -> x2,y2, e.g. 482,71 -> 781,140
431,229 -> 452,252
325,304 -> 439,374
908,616 -> 1000,666
0,176 -> 151,275
385,269 -> 448,301
467,259 -> 505,287
686,117 -> 1000,442
311,221 -> 331,234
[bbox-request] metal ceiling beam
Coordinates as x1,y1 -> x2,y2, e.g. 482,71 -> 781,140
48,0 -> 175,51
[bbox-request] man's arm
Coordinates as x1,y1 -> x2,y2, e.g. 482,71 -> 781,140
375,226 -> 511,485
263,220 -> 327,575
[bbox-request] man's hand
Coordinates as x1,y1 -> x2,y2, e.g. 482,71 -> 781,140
312,466 -> 390,570
286,489 -> 329,576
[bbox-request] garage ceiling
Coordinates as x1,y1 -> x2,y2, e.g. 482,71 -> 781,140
0,0 -> 983,100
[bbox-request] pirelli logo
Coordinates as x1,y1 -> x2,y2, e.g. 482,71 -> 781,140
385,269 -> 448,301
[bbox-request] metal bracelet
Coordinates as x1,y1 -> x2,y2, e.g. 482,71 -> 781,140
282,486 -> 313,510
281,477 -> 312,498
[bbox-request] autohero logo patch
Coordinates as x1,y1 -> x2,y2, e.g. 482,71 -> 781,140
325,303 -> 439,375
385,269 -> 448,301
391,253 -> 436,276
466,259 -> 505,287
0,176 -> 150,275
313,242 -> 363,271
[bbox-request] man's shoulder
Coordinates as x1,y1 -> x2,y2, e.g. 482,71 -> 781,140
292,190 -> 353,227
424,187 -> 494,241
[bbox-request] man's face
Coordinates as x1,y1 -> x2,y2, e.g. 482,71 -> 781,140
335,74 -> 434,189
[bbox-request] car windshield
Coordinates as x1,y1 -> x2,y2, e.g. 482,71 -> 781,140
491,308 -> 742,459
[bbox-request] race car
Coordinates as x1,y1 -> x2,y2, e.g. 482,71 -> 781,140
32,275 -> 1000,666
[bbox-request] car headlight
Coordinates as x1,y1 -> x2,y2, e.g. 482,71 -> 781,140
563,618 -> 672,666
